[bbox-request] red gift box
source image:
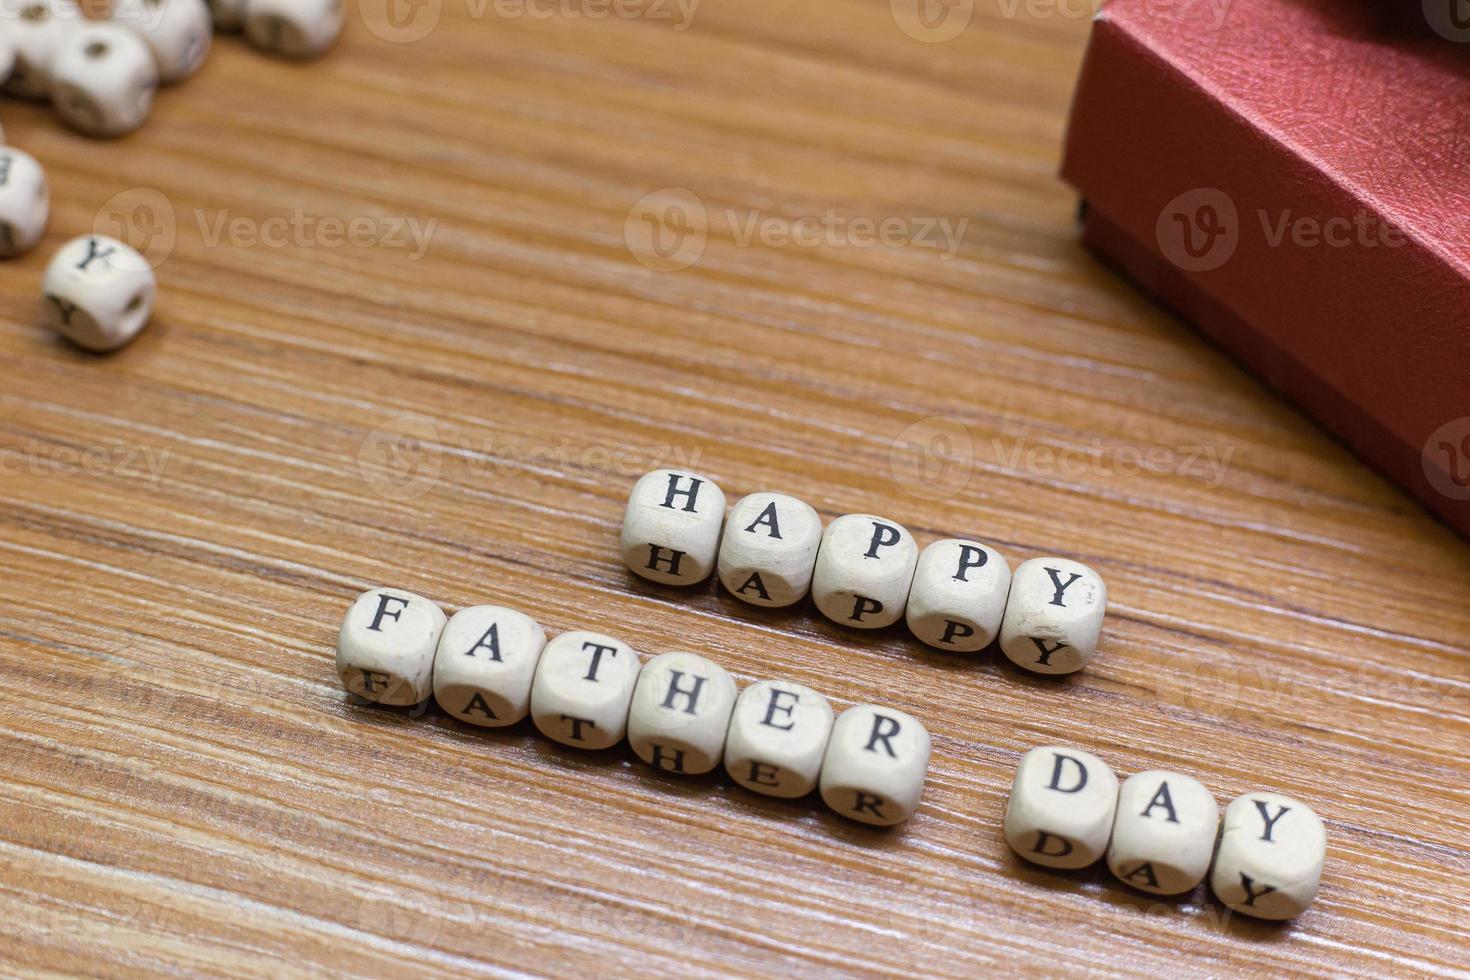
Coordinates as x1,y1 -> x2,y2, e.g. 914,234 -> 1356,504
1061,0 -> 1470,537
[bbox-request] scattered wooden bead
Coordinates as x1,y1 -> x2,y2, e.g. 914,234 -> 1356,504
242,0 -> 343,60
113,0 -> 212,84
1,0 -> 81,100
811,513 -> 919,630
41,234 -> 156,352
529,629 -> 641,750
819,704 -> 930,826
335,587 -> 446,706
1210,791 -> 1326,920
905,538 -> 1011,652
998,557 -> 1107,675
627,651 -> 738,776
717,491 -> 822,607
431,605 -> 547,728
620,468 -> 726,586
50,23 -> 159,137
1004,746 -> 1119,869
0,147 -> 50,258
1106,770 -> 1218,895
724,679 -> 833,798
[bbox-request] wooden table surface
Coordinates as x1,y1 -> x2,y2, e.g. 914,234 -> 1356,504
2,2 -> 1468,976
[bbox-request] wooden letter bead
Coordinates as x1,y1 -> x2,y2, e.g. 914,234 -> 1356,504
1210,791 -> 1326,920
905,538 -> 1011,652
1106,770 -> 1218,895
811,514 -> 919,629
42,235 -> 156,352
1004,746 -> 1119,869
723,680 -> 833,797
530,630 -> 641,750
112,0 -> 212,84
819,705 -> 930,826
335,588 -> 446,706
0,148 -> 50,258
620,468 -> 726,587
50,23 -> 159,138
431,605 -> 547,728
998,557 -> 1107,675
2,0 -> 81,100
206,0 -> 244,30
717,492 -> 822,607
626,652 -> 737,776
243,0 -> 343,59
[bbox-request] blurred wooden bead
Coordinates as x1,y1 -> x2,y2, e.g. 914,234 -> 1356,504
1,0 -> 82,100
627,652 -> 737,776
1210,791 -> 1326,920
811,514 -> 918,629
335,588 -> 446,706
621,468 -> 726,586
530,630 -> 641,750
1106,770 -> 1218,895
717,491 -> 822,607
723,680 -> 833,797
998,557 -> 1107,675
1004,746 -> 1118,869
50,23 -> 158,137
0,147 -> 49,257
42,235 -> 156,352
432,605 -> 547,728
113,0 -> 211,83
205,0 -> 243,31
819,705 -> 930,826
243,0 -> 342,59
905,538 -> 1011,652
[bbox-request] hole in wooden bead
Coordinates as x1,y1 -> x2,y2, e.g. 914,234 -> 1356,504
125,293 -> 145,314
85,41 -> 109,59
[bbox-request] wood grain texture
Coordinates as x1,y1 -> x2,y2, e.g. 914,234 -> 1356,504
2,2 -> 1468,976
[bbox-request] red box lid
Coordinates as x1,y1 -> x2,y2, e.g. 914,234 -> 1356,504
1062,0 -> 1470,536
